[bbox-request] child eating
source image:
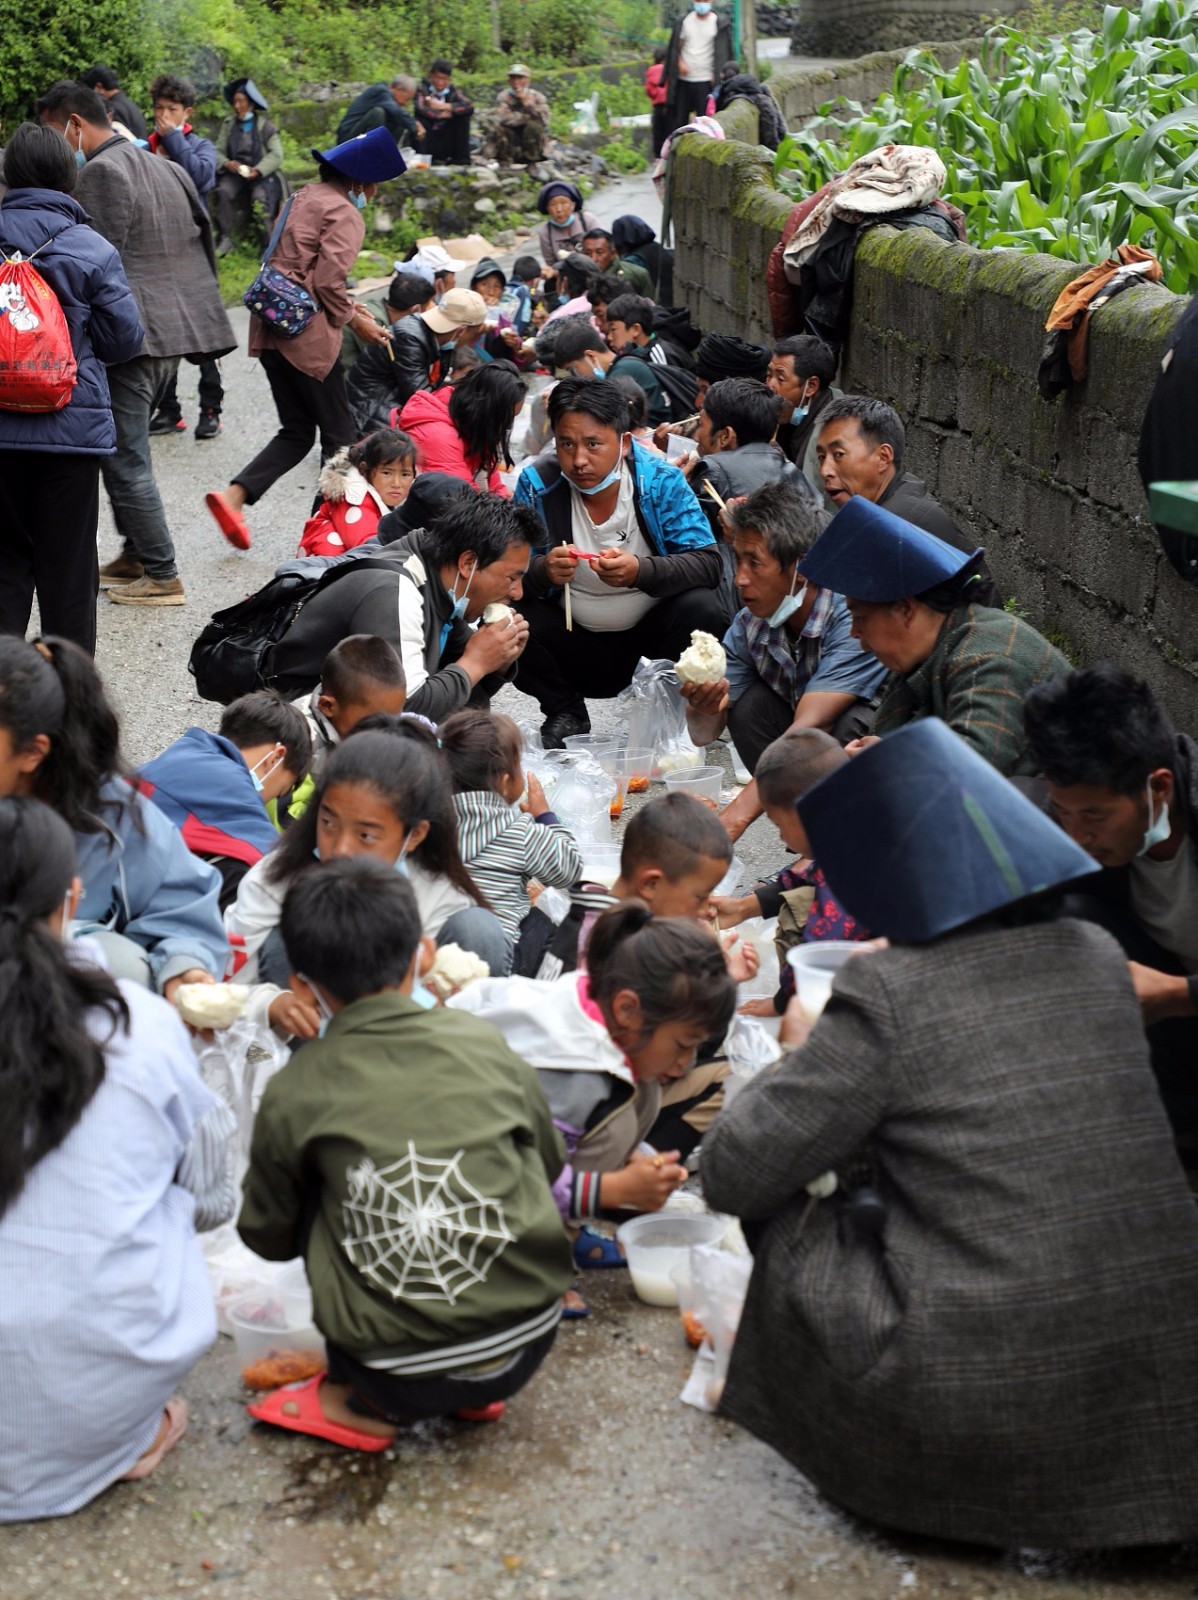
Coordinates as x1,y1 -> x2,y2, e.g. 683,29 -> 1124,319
239,859 -> 571,1448
440,708 -> 582,943
298,429 -> 418,558
285,635 -> 407,822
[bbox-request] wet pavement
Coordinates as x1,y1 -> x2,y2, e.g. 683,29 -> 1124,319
6,204 -> 1198,1600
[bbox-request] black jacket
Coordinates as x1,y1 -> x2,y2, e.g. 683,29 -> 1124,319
664,14 -> 735,100
267,530 -> 509,721
879,471 -> 999,607
691,441 -> 823,537
337,83 -> 418,146
347,313 -> 442,434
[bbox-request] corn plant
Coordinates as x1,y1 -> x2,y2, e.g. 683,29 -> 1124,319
774,0 -> 1198,291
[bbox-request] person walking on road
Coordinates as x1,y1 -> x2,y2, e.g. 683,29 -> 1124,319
205,127 -> 406,552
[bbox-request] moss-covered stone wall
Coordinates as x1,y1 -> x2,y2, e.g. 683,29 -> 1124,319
670,98 -> 1198,728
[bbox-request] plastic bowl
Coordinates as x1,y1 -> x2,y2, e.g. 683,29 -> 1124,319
603,745 -> 655,795
661,764 -> 723,807
786,941 -> 869,1021
228,1290 -> 325,1385
616,1213 -> 726,1307
563,734 -> 621,756
580,842 -> 622,889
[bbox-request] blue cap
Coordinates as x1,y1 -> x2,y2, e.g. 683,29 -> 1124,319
797,719 -> 1098,943
310,126 -> 407,184
798,495 -> 981,602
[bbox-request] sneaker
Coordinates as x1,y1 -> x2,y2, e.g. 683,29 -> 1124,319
540,708 -> 591,749
195,408 -> 221,441
108,575 -> 185,607
98,553 -> 145,586
149,412 -> 186,436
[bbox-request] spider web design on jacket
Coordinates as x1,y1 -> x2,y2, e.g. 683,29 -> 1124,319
341,1145 -> 514,1303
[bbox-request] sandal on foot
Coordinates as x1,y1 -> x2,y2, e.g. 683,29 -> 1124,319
455,1401 -> 505,1423
205,490 -> 252,551
573,1225 -> 625,1270
562,1285 -> 590,1320
246,1371 -> 392,1452
121,1396 -> 188,1481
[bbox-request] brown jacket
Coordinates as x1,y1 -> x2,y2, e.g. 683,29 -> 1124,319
248,180 -> 365,380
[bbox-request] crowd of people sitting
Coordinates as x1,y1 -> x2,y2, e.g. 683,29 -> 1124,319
3,44 -> 1198,1566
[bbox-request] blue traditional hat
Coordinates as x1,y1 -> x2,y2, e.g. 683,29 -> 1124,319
224,78 -> 269,112
798,495 -> 981,601
797,719 -> 1099,943
310,126 -> 407,184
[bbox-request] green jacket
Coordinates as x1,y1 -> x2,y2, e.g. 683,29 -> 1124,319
873,604 -> 1070,777
239,993 -> 572,1373
614,258 -> 654,298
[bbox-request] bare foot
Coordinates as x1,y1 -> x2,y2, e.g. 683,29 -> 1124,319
224,483 -> 248,511
309,1381 -> 397,1440
563,1287 -> 589,1316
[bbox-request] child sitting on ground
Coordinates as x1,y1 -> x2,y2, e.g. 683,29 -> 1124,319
285,634 -> 407,823
227,719 -> 510,986
440,709 -> 582,943
298,429 -> 418,558
718,728 -> 873,1018
139,690 -> 312,910
452,903 -> 736,1226
239,858 -> 571,1449
522,789 -> 735,981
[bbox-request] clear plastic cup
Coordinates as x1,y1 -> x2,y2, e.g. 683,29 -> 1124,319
563,733 -> 621,756
580,842 -> 622,888
786,942 -> 869,1020
607,769 -> 631,820
666,432 -> 694,463
661,764 -> 724,807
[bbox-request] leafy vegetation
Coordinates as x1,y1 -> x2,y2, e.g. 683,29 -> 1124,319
774,0 -> 1198,293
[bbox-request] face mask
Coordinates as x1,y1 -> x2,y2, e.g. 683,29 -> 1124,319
439,559 -> 478,650
590,363 -> 607,380
410,980 -> 437,1010
767,567 -> 806,628
1138,777 -> 1172,855
70,125 -> 86,169
394,835 -> 413,880
694,3 -> 713,13
573,441 -> 628,497
790,405 -> 808,426
352,188 -> 368,211
60,888 -> 74,945
248,749 -> 282,794
239,115 -> 254,127
298,973 -> 336,1038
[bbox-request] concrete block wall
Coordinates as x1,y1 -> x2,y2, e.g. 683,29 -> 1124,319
767,40 -> 978,126
669,101 -> 1198,731
789,0 -> 1016,58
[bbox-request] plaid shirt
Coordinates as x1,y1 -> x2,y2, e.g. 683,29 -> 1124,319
736,588 -> 837,706
873,604 -> 1070,777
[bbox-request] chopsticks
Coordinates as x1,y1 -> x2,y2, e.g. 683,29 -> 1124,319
561,541 -> 572,631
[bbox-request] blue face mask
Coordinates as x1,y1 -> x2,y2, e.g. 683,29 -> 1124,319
352,188 -> 368,211
572,439 -> 628,497
394,835 -> 413,879
239,114 -> 254,127
694,3 -> 713,13
590,363 -> 607,380
790,405 -> 808,426
248,749 -> 281,795
1138,777 -> 1172,855
766,568 -> 806,628
439,559 -> 478,651
410,980 -> 437,1010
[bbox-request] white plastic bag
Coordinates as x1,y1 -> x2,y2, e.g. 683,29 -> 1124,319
615,656 -> 702,778
541,752 -> 615,845
195,1017 -> 290,1189
680,1247 -> 753,1413
722,1012 -> 782,1107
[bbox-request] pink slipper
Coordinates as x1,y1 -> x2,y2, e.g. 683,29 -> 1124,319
121,1396 -> 188,1481
246,1371 -> 392,1452
205,490 -> 251,551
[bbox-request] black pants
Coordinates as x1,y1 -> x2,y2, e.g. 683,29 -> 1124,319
667,80 -> 712,137
651,104 -> 670,158
515,587 -> 730,716
420,115 -> 472,166
154,359 -> 225,422
1063,891 -> 1198,1156
234,349 -> 358,505
727,677 -> 878,771
214,171 -> 282,244
0,451 -> 100,653
326,1327 -> 557,1424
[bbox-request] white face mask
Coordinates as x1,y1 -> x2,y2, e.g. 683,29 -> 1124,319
297,973 -> 336,1037
1138,777 -> 1172,855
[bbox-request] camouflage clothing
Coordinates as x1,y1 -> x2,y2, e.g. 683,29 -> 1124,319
495,87 -> 550,163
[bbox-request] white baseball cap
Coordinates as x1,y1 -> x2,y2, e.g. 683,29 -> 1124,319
407,244 -> 469,277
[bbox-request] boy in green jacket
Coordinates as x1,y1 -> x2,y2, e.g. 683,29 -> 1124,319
239,858 -> 571,1449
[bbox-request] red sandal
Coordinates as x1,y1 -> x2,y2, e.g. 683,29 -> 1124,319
246,1372 -> 393,1452
455,1401 -> 505,1423
205,490 -> 252,551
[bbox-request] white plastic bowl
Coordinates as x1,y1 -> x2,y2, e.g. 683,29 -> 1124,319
616,1213 -> 726,1307
228,1290 -> 325,1380
786,941 -> 868,1020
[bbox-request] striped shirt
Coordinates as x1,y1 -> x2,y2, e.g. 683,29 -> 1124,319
453,791 -> 583,940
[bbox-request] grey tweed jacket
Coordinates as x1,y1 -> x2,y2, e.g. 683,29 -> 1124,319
702,915 -> 1198,1549
77,136 -> 234,363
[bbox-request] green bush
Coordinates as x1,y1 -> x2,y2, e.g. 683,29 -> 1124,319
774,0 -> 1198,293
0,0 -> 155,128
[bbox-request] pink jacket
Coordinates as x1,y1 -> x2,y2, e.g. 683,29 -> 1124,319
248,181 -> 364,380
644,63 -> 667,107
398,386 -> 506,494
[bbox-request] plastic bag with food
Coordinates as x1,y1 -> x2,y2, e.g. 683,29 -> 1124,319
679,1248 -> 753,1413
195,1016 -> 290,1189
615,656 -> 703,779
722,1012 -> 783,1108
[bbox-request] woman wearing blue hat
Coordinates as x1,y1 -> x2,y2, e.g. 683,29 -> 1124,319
213,79 -> 286,257
799,496 -> 1070,776
702,719 -> 1198,1549
205,127 -> 405,551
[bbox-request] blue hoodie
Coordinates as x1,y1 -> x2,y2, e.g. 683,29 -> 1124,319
0,189 -> 144,455
73,778 -> 228,991
139,728 -> 280,866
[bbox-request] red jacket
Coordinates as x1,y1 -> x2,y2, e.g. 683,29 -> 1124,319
398,386 -> 507,495
645,63 -> 667,107
297,456 -> 387,556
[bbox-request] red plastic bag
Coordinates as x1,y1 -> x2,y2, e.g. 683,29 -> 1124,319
0,254 -> 77,413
